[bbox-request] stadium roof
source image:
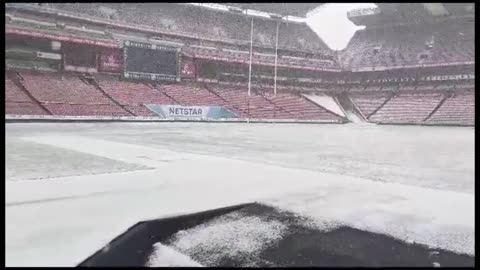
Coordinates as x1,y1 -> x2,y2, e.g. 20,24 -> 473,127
347,3 -> 474,26
224,3 -> 323,17
375,3 -> 474,18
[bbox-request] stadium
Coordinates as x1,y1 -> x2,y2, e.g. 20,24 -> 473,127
5,2 -> 475,267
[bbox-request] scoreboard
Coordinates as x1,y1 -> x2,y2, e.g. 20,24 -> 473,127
124,40 -> 180,82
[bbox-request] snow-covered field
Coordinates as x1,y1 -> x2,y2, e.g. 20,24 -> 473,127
5,122 -> 475,266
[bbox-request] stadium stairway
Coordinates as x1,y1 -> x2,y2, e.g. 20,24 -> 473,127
422,94 -> 449,122
368,93 -> 445,124
86,74 -> 136,116
366,92 -> 396,119
151,83 -> 181,105
256,90 -> 298,119
303,94 -> 346,118
203,83 -> 249,118
335,93 -> 366,123
301,94 -> 347,122
425,92 -> 474,125
6,70 -> 52,115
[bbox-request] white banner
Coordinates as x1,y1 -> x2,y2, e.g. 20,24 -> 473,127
165,105 -> 207,118
422,74 -> 475,81
64,65 -> 97,73
36,51 -> 62,60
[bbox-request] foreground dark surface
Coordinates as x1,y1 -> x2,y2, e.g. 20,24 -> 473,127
79,203 -> 474,267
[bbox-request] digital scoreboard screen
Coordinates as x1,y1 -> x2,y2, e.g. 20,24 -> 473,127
124,41 -> 179,81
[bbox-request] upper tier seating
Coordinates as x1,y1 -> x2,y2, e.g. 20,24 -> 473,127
341,21 -> 474,69
41,3 -> 331,52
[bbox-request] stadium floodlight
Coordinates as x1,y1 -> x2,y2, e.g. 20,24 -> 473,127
273,21 -> 279,96
269,14 -> 283,20
228,7 -> 243,14
247,18 -> 253,97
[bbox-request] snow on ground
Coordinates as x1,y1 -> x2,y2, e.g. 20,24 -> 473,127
5,123 -> 475,266
6,136 -> 152,181
168,211 -> 287,266
146,243 -> 203,267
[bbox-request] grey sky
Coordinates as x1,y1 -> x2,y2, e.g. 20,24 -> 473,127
306,3 -> 377,51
